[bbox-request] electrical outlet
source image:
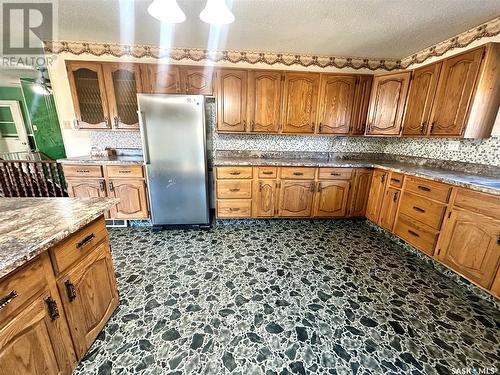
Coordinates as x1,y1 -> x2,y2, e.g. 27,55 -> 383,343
447,140 -> 460,151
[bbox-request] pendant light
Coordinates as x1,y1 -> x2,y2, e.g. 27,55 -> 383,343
148,0 -> 186,23
200,0 -> 235,25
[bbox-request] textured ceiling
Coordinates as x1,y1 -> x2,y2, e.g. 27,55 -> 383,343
55,0 -> 500,59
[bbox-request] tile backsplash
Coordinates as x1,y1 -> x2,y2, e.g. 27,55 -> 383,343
90,100 -> 500,167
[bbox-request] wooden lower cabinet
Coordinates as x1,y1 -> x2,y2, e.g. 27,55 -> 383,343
57,241 -> 119,359
314,180 -> 350,217
436,209 -> 500,289
278,180 -> 315,217
348,169 -> 372,217
66,178 -> 106,198
108,179 -> 149,219
378,187 -> 400,231
253,180 -> 277,217
365,170 -> 388,222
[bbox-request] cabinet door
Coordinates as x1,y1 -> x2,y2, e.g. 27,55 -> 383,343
0,291 -> 75,375
103,63 -> 142,130
378,187 -> 400,231
67,62 -> 110,129
182,67 -> 214,95
58,242 -> 118,359
66,178 -> 106,198
429,48 -> 484,136
437,209 -> 500,288
366,72 -> 411,135
282,73 -> 319,133
253,180 -> 277,217
365,170 -> 388,222
313,180 -> 350,217
348,169 -> 372,217
108,179 -> 149,219
317,75 -> 356,134
402,63 -> 442,135
248,71 -> 282,133
491,268 -> 500,298
278,180 -> 314,217
145,64 -> 181,94
217,69 -> 248,132
351,76 -> 373,135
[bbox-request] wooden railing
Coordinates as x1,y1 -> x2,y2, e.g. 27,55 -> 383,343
0,160 -> 67,197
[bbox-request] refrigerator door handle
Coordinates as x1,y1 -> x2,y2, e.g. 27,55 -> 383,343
138,110 -> 151,165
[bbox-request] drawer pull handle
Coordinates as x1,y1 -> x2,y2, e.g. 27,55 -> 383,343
45,296 -> 60,321
229,171 -> 241,175
118,170 -> 132,173
293,172 -> 304,176
76,233 -> 95,248
229,207 -> 240,212
391,178 -> 401,183
262,171 -> 274,175
393,191 -> 399,202
65,280 -> 77,302
330,172 -> 341,176
408,230 -> 420,237
229,188 -> 240,192
0,290 -> 18,310
417,185 -> 431,192
76,169 -> 90,173
412,206 -> 425,213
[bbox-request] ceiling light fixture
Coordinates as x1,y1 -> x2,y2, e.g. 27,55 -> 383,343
200,0 -> 234,25
33,68 -> 52,96
148,0 -> 186,23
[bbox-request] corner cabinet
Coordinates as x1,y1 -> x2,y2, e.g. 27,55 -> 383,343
365,169 -> 388,222
365,72 -> 411,136
281,73 -> 319,133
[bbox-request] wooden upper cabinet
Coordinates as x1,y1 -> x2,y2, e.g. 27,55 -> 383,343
402,63 -> 442,136
437,209 -> 500,289
144,64 -> 181,94
248,71 -> 282,133
429,48 -> 485,136
58,242 -> 118,359
348,168 -> 372,217
103,63 -> 142,130
67,62 -> 110,129
278,180 -> 315,217
253,180 -> 277,217
108,179 -> 149,219
351,76 -> 373,135
365,169 -> 388,222
282,72 -> 319,133
314,180 -> 350,217
317,75 -> 356,134
217,69 -> 248,132
366,71 -> 411,136
182,67 -> 214,95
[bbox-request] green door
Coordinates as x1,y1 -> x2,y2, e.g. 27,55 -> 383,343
20,79 -> 66,160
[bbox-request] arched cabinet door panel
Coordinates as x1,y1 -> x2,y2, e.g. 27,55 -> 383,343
317,75 -> 356,134
313,180 -> 350,217
217,69 -> 248,132
248,71 -> 282,133
366,72 -> 411,136
144,64 -> 182,94
253,180 -> 277,217
282,73 -> 319,134
278,180 -> 314,217
182,67 -> 214,95
108,179 -> 149,219
348,169 -> 372,217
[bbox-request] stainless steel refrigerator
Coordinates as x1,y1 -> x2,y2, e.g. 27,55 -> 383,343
138,94 -> 210,227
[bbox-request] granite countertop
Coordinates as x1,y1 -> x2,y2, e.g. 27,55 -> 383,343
0,197 -> 117,279
214,156 -> 500,196
58,155 -> 144,165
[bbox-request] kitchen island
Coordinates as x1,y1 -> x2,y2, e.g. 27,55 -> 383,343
0,197 -> 119,374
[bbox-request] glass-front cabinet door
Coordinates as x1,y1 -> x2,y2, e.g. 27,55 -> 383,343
103,63 -> 142,130
67,62 -> 111,129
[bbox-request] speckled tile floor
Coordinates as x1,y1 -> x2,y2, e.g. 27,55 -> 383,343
74,219 -> 500,375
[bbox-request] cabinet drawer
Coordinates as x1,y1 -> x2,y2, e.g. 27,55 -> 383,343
51,217 -> 108,274
63,164 -> 103,178
217,180 -> 252,199
106,165 -> 144,178
395,215 -> 439,256
318,168 -> 352,180
257,167 -> 278,179
217,200 -> 252,218
399,191 -> 446,230
216,167 -> 253,179
0,257 -> 47,323
405,176 -> 451,203
454,188 -> 500,220
389,172 -> 404,188
280,167 -> 315,180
